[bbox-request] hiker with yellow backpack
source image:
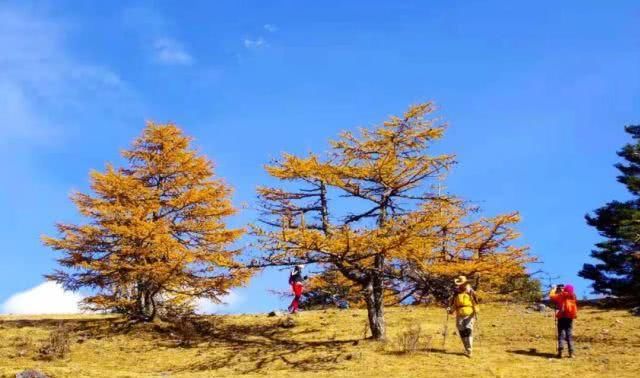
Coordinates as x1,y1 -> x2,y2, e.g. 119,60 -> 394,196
447,276 -> 479,357
549,284 -> 578,358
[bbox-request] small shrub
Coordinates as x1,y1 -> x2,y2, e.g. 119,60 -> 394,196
394,325 -> 422,354
422,334 -> 434,351
37,323 -> 71,360
12,335 -> 34,358
160,302 -> 196,322
278,316 -> 297,329
172,318 -> 200,347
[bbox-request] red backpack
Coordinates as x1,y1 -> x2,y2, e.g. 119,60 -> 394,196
561,296 -> 578,319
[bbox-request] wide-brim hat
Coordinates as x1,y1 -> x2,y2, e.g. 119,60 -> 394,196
454,275 -> 468,286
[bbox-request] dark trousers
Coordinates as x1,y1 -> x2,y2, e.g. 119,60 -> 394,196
557,318 -> 574,352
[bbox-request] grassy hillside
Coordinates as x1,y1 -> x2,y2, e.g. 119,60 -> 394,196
1,303 -> 639,378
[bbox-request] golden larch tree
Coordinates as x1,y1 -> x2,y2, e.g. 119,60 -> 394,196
43,123 -> 249,321
392,196 -> 533,304
253,103 -> 533,340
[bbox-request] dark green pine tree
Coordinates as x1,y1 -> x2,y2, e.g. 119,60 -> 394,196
579,125 -> 640,304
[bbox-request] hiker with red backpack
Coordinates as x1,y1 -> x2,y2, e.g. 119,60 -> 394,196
287,264 -> 307,314
549,284 -> 578,358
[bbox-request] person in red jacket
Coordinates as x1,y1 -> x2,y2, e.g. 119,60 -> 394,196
549,284 -> 578,358
287,265 -> 307,314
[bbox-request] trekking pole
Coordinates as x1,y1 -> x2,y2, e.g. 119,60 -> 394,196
551,285 -> 559,354
474,312 -> 481,346
553,308 -> 558,353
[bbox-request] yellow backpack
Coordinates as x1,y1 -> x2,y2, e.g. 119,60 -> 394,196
453,292 -> 476,317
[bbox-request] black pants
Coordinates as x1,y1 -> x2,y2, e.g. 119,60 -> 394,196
557,318 -> 574,352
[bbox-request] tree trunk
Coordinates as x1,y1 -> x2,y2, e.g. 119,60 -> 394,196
364,279 -> 385,340
364,255 -> 386,340
142,291 -> 155,321
135,282 -> 157,322
318,180 -> 330,234
365,203 -> 388,341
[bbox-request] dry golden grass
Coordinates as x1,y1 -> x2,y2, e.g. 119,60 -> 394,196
1,304 -> 638,377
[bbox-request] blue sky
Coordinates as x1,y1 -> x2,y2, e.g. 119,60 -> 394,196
1,0 -> 638,314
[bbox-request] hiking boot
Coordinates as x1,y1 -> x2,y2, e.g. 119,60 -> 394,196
556,350 -> 563,359
465,349 -> 473,358
568,351 -> 575,358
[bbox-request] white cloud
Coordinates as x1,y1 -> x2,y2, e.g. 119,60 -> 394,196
122,6 -> 195,66
0,282 -> 243,315
1,282 -> 85,315
264,24 -> 278,32
244,37 -> 266,49
195,291 -> 244,314
153,38 -> 194,65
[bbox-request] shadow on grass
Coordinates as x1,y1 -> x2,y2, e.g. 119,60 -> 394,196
0,315 -> 361,374
427,348 -> 467,356
508,348 -> 557,358
174,320 -> 361,374
0,317 -> 118,339
384,348 -> 466,357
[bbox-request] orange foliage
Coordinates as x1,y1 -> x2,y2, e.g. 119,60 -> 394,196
43,123 -> 249,320
253,103 -> 534,339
